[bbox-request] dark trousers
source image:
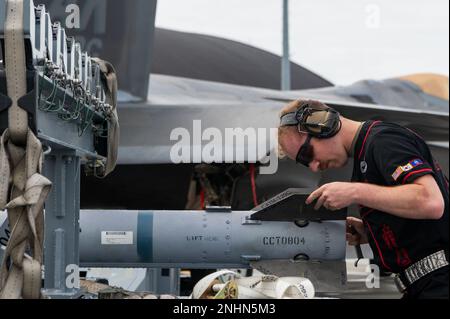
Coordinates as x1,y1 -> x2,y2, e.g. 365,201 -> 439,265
402,266 -> 449,299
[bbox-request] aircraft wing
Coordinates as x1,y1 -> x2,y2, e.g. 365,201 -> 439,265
118,74 -> 449,167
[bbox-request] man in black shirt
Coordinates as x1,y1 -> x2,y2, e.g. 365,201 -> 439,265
278,99 -> 448,299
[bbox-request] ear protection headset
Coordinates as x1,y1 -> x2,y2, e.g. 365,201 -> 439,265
279,102 -> 342,139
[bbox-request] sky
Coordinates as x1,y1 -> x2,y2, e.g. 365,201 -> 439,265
155,0 -> 449,86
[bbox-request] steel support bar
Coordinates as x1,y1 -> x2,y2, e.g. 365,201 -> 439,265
42,150 -> 82,298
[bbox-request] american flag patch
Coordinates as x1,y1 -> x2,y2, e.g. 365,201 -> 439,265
391,159 -> 424,181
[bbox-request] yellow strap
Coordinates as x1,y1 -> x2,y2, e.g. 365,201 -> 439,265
190,270 -> 315,299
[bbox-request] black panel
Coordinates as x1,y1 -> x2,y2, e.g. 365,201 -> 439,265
250,188 -> 347,222
80,164 -> 195,210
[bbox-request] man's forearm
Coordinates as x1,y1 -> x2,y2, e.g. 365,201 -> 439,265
353,182 -> 440,220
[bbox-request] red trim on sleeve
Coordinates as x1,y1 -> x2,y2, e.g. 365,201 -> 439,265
358,121 -> 381,160
401,168 -> 433,184
249,164 -> 259,207
200,189 -> 205,209
365,221 -> 392,272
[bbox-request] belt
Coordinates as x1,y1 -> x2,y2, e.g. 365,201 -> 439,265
394,250 -> 449,293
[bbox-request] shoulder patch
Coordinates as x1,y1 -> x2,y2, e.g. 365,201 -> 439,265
410,159 -> 423,167
391,159 -> 424,181
392,167 -> 404,181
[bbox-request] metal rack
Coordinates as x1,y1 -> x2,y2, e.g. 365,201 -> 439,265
0,0 -> 113,298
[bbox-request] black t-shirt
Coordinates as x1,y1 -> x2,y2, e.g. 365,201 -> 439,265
352,121 -> 449,273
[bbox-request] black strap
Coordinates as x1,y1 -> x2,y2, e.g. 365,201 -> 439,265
279,112 -> 298,127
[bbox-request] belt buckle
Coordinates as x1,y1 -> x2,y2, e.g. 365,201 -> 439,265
394,274 -> 407,293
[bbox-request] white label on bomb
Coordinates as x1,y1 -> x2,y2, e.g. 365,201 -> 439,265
101,231 -> 133,245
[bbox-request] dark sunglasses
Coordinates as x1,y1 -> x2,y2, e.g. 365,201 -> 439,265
296,135 -> 314,167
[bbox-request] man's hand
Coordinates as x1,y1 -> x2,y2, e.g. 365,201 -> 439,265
346,217 -> 368,245
305,182 -> 358,211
